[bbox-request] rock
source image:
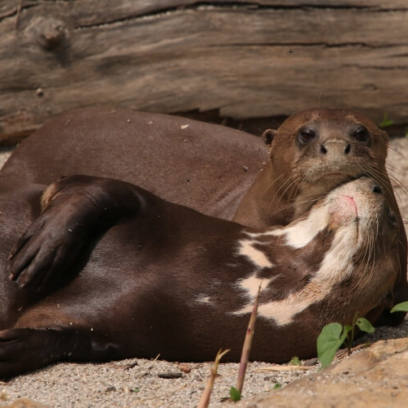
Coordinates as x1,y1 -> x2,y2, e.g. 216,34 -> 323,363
238,338 -> 408,407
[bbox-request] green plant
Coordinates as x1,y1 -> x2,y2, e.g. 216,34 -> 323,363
317,313 -> 374,369
273,383 -> 282,390
288,356 -> 301,366
379,113 -> 394,129
390,301 -> 408,313
229,386 -> 241,402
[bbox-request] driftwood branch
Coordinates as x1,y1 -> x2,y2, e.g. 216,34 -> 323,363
1,0 -> 408,143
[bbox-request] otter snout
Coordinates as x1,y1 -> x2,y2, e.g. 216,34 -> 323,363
319,139 -> 351,158
344,177 -> 383,197
327,177 -> 398,236
331,177 -> 383,201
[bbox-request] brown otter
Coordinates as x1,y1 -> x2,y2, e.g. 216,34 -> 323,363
0,108 -> 267,220
233,110 -> 408,326
4,108 -> 406,325
234,109 -> 392,227
0,176 -> 399,378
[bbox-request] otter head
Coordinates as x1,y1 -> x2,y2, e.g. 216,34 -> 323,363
262,108 -> 389,219
277,177 -> 398,325
316,177 -> 399,321
232,177 -> 399,328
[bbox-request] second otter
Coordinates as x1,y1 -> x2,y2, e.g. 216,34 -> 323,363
4,108 -> 407,324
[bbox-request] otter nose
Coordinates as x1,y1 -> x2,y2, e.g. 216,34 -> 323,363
320,140 -> 351,156
372,185 -> 382,195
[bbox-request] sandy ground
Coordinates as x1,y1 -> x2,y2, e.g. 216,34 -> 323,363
0,137 -> 408,407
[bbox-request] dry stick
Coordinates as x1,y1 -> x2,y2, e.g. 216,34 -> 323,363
255,366 -> 311,372
235,284 -> 262,396
197,349 -> 230,408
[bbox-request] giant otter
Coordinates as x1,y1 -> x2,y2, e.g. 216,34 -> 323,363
0,176 -> 399,378
4,108 -> 406,325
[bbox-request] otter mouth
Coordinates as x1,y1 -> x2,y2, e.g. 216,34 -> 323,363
317,173 -> 355,182
342,195 -> 358,215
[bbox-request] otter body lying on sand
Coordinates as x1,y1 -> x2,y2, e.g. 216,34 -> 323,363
4,108 -> 407,325
0,175 -> 399,378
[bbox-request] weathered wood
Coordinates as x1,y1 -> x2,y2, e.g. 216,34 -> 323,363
1,0 -> 408,143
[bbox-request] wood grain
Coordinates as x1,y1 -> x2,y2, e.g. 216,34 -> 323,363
1,1 -> 408,143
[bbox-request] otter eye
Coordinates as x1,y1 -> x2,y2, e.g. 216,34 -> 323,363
298,128 -> 316,144
351,126 -> 370,143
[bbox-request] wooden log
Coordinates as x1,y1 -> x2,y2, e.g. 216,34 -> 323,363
1,0 -> 408,144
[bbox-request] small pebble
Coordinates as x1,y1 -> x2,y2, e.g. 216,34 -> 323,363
157,372 -> 183,379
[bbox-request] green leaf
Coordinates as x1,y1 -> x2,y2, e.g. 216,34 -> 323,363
391,301 -> 408,313
356,318 -> 375,334
273,383 -> 282,390
379,113 -> 394,129
288,356 -> 301,366
229,386 -> 242,402
317,323 -> 347,368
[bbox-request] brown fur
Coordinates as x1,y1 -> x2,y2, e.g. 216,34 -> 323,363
233,109 -> 407,324
0,176 -> 399,378
234,109 -> 389,226
2,108 -> 407,325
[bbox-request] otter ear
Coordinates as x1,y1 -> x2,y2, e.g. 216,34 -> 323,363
381,130 -> 390,144
262,129 -> 278,147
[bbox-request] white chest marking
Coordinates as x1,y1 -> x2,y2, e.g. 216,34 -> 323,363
238,239 -> 273,268
233,289 -> 320,326
238,274 -> 280,300
271,205 -> 329,248
245,204 -> 329,249
232,224 -> 357,326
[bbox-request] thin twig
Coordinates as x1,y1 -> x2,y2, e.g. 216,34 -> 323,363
235,284 -> 262,395
255,365 -> 312,372
197,349 -> 230,408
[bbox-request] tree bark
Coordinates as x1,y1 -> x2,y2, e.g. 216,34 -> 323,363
1,0 -> 408,143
